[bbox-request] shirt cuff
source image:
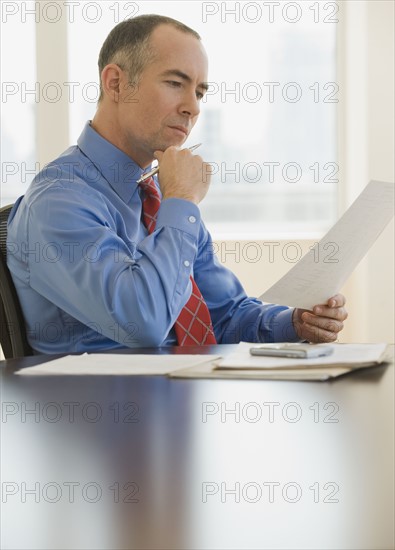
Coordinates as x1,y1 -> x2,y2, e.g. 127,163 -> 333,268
272,308 -> 301,342
156,198 -> 201,239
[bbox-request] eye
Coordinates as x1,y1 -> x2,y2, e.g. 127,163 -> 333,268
166,80 -> 182,87
196,91 -> 204,100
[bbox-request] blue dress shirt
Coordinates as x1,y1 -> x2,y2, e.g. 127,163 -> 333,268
7,122 -> 298,353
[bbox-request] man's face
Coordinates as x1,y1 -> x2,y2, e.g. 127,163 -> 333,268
116,25 -> 208,167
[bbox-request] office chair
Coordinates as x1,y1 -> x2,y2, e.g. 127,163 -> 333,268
0,204 -> 33,358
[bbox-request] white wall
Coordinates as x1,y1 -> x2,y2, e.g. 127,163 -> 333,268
336,0 -> 394,342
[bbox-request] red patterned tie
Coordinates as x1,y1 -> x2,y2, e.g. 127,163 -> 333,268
139,177 -> 216,345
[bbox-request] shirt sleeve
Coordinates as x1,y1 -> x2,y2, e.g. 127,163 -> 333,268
193,225 -> 300,343
21,181 -> 299,348
24,186 -> 203,347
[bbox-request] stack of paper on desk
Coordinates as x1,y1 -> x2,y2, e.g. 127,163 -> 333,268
15,354 -> 221,376
15,344 -> 391,381
215,342 -> 388,370
169,343 -> 391,381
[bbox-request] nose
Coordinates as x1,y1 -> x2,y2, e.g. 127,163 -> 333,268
179,90 -> 200,119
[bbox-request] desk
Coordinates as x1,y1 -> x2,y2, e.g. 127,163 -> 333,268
1,346 -> 394,550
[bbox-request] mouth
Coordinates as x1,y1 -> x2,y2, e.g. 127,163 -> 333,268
168,126 -> 189,137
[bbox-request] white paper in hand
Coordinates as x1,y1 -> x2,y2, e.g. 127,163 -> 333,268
259,180 -> 394,310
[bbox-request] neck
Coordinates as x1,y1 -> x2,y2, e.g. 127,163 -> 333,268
91,109 -> 153,169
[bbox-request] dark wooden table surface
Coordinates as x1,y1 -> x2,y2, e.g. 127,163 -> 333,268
1,345 -> 394,549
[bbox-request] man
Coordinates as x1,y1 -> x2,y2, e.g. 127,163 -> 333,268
7,15 -> 347,354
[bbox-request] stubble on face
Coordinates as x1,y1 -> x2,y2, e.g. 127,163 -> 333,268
117,25 -> 208,166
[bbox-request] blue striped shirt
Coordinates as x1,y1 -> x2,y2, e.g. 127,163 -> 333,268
7,122 -> 298,353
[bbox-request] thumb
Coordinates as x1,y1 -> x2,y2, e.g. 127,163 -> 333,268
153,150 -> 164,161
293,307 -> 309,324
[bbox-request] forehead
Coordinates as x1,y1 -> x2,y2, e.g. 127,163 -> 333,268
146,24 -> 208,80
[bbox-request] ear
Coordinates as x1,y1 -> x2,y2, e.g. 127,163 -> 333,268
100,64 -> 125,103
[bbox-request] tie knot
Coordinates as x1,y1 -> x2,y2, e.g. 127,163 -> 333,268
138,176 -> 159,197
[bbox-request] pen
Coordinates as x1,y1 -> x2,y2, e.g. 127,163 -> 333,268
136,143 -> 202,184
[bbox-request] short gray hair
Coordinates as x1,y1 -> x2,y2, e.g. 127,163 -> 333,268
97,14 -> 201,102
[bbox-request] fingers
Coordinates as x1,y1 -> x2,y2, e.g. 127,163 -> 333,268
155,146 -> 210,204
315,293 -> 346,309
300,309 -> 344,343
329,293 -> 346,307
301,312 -> 344,334
314,294 -> 346,308
298,322 -> 339,343
313,305 -> 348,321
312,294 -> 348,322
293,297 -> 347,343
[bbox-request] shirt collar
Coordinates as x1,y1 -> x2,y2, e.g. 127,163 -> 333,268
77,121 -> 148,205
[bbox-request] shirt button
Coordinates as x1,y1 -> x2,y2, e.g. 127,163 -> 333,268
188,215 -> 197,224
183,260 -> 190,267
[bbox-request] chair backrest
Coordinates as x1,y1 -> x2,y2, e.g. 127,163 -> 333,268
0,204 -> 33,358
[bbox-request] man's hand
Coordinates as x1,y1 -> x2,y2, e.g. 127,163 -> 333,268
154,146 -> 212,205
292,294 -> 348,343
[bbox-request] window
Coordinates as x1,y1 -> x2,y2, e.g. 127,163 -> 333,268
1,5 -> 36,206
68,2 -> 338,238
2,1 -> 338,239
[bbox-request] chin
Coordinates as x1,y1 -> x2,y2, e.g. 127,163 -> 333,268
167,129 -> 188,146
160,139 -> 186,151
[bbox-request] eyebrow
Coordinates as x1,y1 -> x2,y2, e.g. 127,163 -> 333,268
160,69 -> 209,92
